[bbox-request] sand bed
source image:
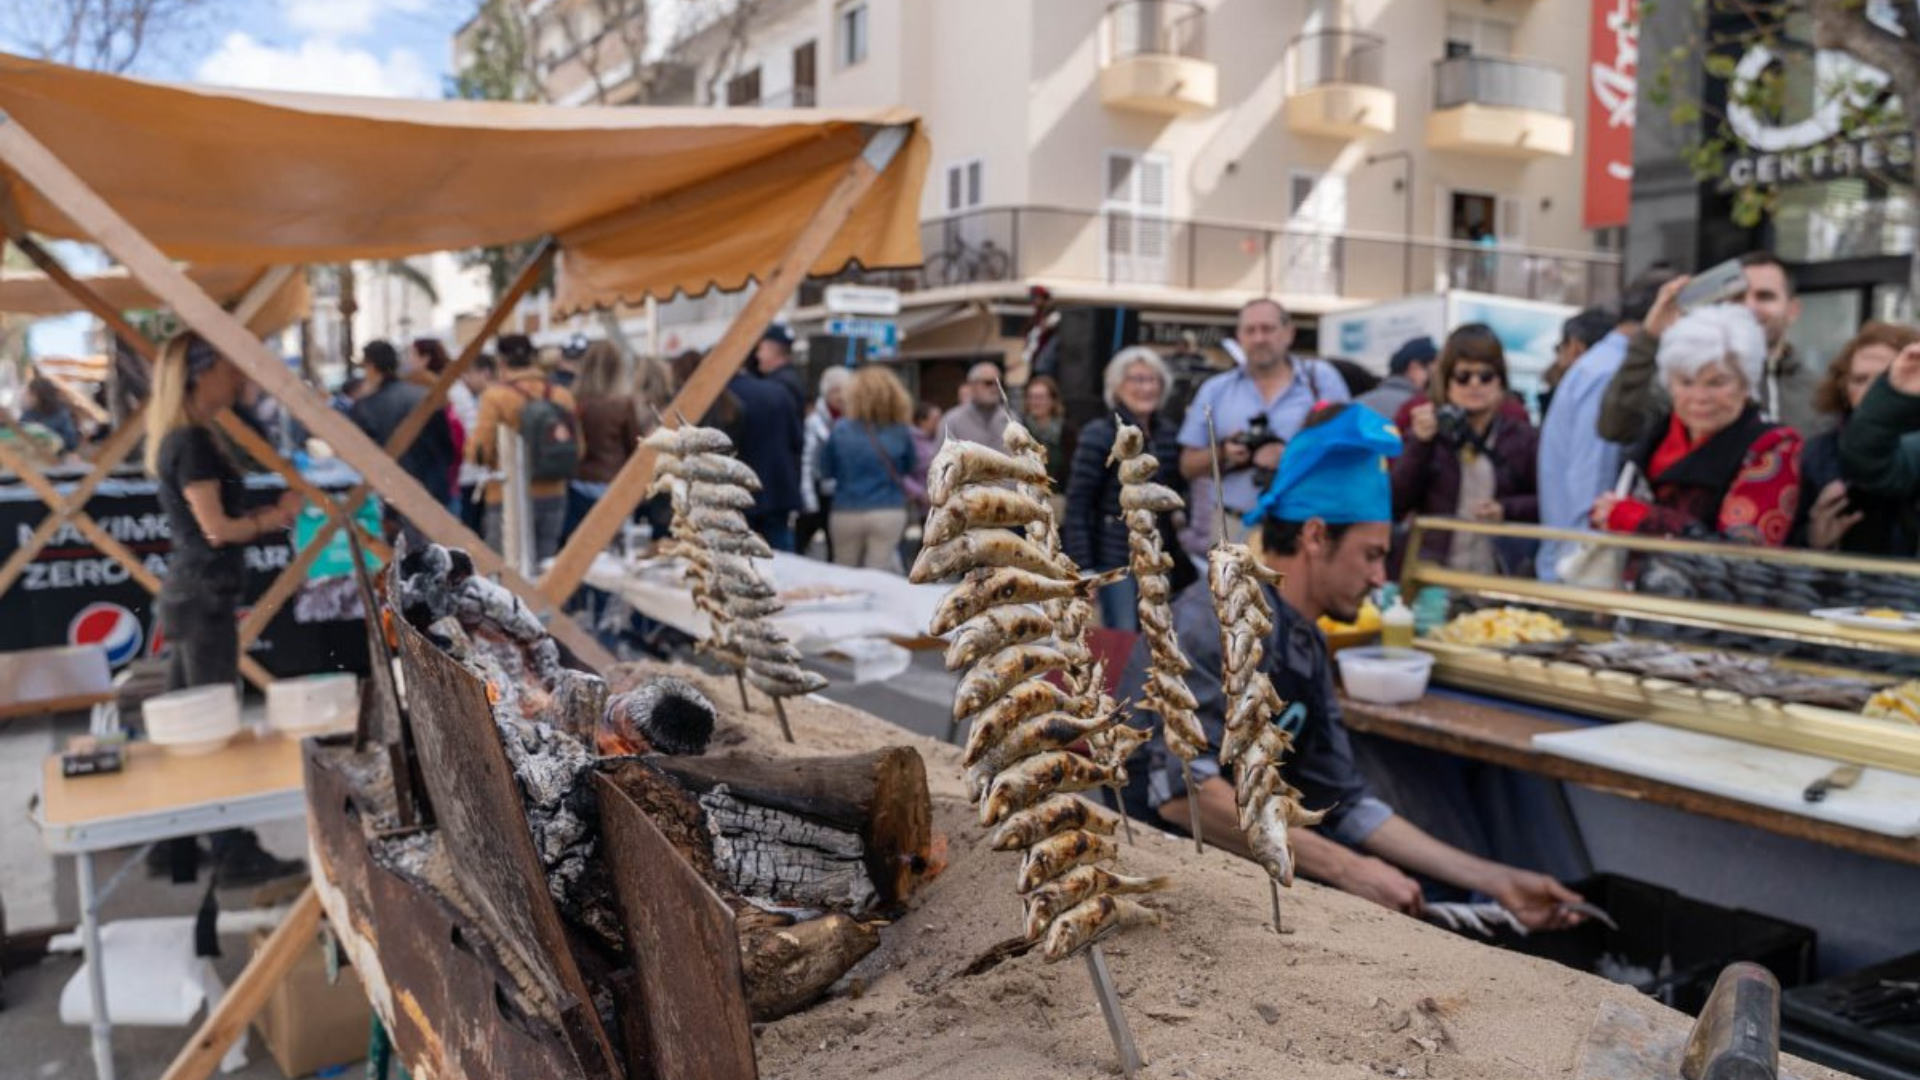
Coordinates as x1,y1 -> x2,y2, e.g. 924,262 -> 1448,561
612,662 -> 1847,1080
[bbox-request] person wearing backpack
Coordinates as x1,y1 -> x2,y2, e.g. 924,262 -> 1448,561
470,333 -> 579,560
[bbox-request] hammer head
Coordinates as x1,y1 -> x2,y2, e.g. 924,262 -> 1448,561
1682,962 -> 1780,1080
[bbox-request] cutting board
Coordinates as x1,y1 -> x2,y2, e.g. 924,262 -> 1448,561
1533,721 -> 1920,838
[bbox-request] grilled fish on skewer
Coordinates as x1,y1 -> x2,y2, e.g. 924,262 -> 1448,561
953,644 -> 1073,718
658,452 -> 762,490
967,707 -> 1125,778
929,566 -> 1126,636
981,751 -> 1124,825
961,681 -> 1077,766
990,795 -> 1121,851
1024,866 -> 1169,941
909,530 -> 1073,583
1119,483 -> 1184,514
923,487 -> 1054,544
944,606 -> 1055,670
1018,830 -> 1120,893
926,438 -> 1052,504
1043,895 -> 1163,962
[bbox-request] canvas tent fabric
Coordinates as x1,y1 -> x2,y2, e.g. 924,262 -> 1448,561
0,53 -> 928,315
0,263 -> 310,332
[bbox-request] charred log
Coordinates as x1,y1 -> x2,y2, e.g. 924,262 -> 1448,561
651,749 -> 932,907
740,913 -> 881,1022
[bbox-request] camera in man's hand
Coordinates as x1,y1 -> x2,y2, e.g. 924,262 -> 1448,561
1435,403 -> 1471,445
1232,414 -> 1285,488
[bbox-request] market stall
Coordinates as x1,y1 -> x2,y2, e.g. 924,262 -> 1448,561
0,51 -> 930,674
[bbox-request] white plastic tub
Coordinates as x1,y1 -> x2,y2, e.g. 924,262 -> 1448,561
266,673 -> 359,733
1336,646 -> 1434,705
143,684 -> 240,754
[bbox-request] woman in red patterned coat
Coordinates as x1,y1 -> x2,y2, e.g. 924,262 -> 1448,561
1590,305 -> 1802,546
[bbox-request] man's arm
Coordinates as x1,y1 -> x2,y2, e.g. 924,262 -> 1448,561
1359,814 -> 1582,929
1159,779 -> 1424,914
1597,330 -> 1661,444
1840,350 -> 1920,498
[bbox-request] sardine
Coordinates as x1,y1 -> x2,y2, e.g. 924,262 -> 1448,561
658,452 -> 762,490
961,681 -> 1075,766
1002,420 -> 1045,460
1146,670 -> 1198,712
735,636 -> 803,666
689,507 -> 751,535
910,530 -> 1072,584
704,532 -> 774,559
1108,424 -> 1146,464
1017,829 -> 1119,894
929,566 -> 1126,637
1117,456 -> 1159,485
1042,895 -> 1162,962
980,751 -> 1121,825
953,644 -> 1072,719
926,439 -> 1051,506
923,487 -> 1052,545
970,707 -> 1123,775
642,425 -> 735,456
1160,706 -> 1209,760
1119,483 -> 1183,513
943,606 -> 1055,670
1023,866 -> 1168,941
1219,678 -> 1286,762
745,665 -> 828,698
690,481 -> 758,510
989,794 -> 1120,851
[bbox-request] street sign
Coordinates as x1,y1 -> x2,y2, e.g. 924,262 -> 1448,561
823,284 -> 902,317
826,317 -> 900,359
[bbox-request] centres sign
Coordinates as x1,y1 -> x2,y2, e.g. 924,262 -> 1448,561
1720,28 -> 1911,187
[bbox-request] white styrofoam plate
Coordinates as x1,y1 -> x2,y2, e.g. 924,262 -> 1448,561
1810,606 -> 1920,631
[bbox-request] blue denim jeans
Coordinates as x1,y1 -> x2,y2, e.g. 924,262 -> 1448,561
1096,574 -> 1140,631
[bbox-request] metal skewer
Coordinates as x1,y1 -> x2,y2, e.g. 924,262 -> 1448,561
1084,944 -> 1142,1079
1208,408 -> 1284,935
733,667 -> 751,711
1181,761 -> 1203,854
771,696 -> 796,743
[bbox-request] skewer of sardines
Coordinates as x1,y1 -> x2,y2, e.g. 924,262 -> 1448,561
1109,418 -> 1210,852
1203,409 -> 1325,932
910,429 -> 1165,963
644,423 -> 824,742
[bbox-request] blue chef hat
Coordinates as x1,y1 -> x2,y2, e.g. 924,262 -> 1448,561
1243,405 -> 1403,526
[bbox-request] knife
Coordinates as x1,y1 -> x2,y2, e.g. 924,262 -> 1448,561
1803,762 -> 1864,803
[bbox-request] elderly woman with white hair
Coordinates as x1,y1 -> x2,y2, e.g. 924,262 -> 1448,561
1063,345 -> 1193,629
1590,305 -> 1803,545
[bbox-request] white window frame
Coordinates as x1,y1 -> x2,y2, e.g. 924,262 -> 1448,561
837,2 -> 869,69
1102,150 -> 1172,286
1284,169 -> 1346,296
944,158 -> 985,214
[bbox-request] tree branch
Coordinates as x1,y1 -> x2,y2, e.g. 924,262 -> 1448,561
1813,0 -> 1920,106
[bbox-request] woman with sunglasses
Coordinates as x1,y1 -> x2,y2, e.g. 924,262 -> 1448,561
1391,324 -> 1539,573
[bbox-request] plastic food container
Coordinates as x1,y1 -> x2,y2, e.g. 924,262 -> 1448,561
143,684 -> 241,755
267,673 -> 360,734
1336,646 -> 1434,705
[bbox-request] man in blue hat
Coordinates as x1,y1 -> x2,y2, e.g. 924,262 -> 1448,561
1120,404 -> 1584,928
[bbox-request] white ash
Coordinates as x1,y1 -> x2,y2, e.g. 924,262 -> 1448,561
701,785 -> 876,912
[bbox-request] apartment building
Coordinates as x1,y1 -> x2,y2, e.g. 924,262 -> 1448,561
501,0 -> 1624,398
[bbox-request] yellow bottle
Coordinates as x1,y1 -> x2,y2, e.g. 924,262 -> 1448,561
1381,595 -> 1415,650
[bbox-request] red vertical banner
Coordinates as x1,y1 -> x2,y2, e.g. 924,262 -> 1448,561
1584,0 -> 1638,230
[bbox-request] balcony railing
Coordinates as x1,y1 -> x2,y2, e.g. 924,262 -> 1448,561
756,86 -> 817,108
804,206 -> 1623,310
1432,54 -> 1567,113
1286,30 -> 1386,91
1105,0 -> 1205,60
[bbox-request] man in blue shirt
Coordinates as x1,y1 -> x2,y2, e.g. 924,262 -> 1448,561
1535,271 -> 1673,580
1178,299 -> 1349,545
1126,406 -> 1585,927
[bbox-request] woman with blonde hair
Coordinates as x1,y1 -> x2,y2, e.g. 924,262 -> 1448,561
818,365 -> 917,569
144,332 -> 305,885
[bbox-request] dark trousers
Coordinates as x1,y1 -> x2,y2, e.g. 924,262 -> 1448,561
746,511 -> 796,553
155,586 -> 250,868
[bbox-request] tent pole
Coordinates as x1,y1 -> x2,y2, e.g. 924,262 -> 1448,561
0,107 -> 616,672
540,123 -> 913,606
241,240 -> 557,639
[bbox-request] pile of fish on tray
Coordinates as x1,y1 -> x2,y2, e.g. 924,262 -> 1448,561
1514,638 -> 1887,711
1633,553 -> 1920,677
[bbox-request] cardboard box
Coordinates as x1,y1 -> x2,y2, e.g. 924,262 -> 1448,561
249,930 -> 371,1078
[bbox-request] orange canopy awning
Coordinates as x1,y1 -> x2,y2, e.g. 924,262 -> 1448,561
0,53 -> 929,315
0,263 -> 309,334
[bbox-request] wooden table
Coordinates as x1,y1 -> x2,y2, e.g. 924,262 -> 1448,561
35,730 -> 311,1080
1338,691 -> 1920,868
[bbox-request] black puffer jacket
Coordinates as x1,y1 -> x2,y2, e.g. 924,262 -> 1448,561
1063,407 -> 1185,574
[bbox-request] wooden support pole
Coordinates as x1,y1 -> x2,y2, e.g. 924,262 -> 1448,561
540,124 -> 913,607
0,403 -> 147,594
242,241 -> 556,643
0,434 -> 163,595
159,888 -> 321,1080
0,109 -> 616,672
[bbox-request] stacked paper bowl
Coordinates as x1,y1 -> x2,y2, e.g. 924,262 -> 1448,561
265,673 -> 359,735
143,684 -> 242,756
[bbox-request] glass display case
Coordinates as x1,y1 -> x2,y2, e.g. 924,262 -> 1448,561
1399,517 -> 1920,776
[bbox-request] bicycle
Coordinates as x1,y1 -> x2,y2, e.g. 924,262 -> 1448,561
922,235 -> 1013,287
